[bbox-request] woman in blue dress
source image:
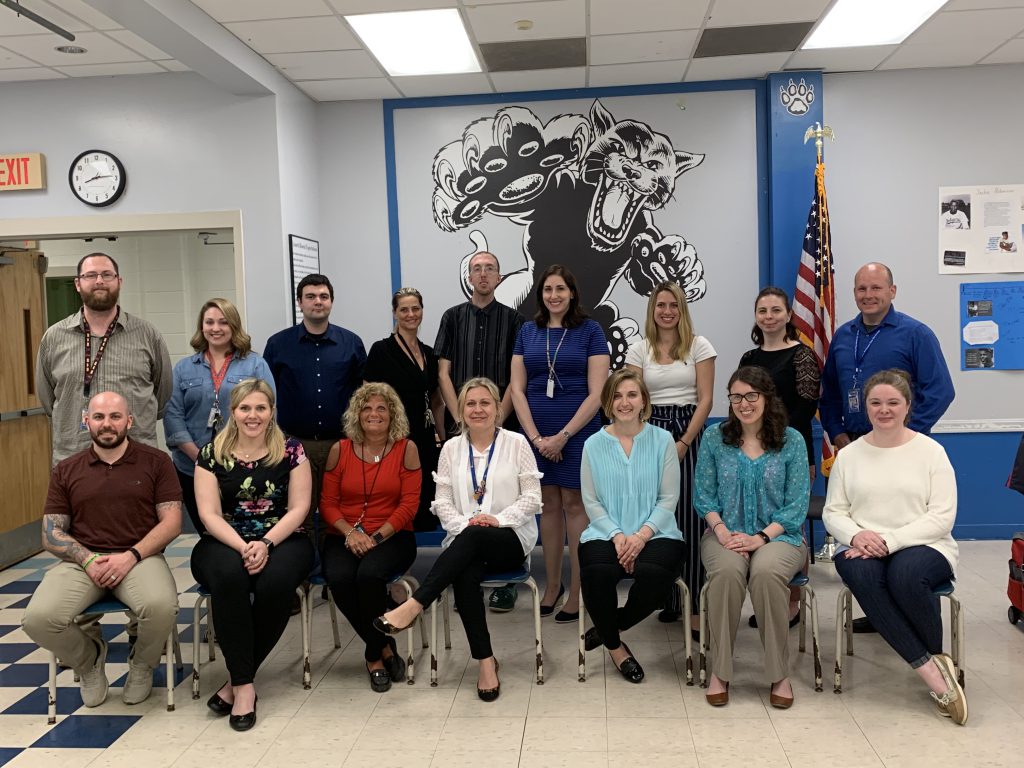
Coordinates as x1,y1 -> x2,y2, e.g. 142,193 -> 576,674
510,265 -> 609,622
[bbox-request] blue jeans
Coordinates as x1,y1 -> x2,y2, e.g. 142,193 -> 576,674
834,545 -> 953,668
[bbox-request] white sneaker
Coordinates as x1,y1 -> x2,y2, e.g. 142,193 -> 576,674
122,661 -> 154,705
78,639 -> 109,707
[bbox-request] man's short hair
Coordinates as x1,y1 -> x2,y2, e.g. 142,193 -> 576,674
468,251 -> 500,273
296,274 -> 334,301
76,253 -> 120,276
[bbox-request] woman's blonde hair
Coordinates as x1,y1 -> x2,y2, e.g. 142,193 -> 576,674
643,281 -> 695,362
342,382 -> 410,444
213,378 -> 285,466
600,368 -> 652,422
456,377 -> 503,434
190,297 -> 252,356
864,369 -> 913,425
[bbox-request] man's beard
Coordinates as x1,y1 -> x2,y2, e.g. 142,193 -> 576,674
91,427 -> 128,449
82,286 -> 119,311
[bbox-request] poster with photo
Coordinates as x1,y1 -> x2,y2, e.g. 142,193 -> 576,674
938,185 -> 1024,274
959,281 -> 1024,370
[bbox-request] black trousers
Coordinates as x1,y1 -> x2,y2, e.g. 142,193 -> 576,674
414,526 -> 525,660
321,531 -> 416,662
579,538 -> 687,650
190,533 -> 314,685
176,469 -> 204,535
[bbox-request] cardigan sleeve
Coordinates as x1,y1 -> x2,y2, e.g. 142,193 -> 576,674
580,444 -> 623,539
492,434 -> 543,529
644,435 -> 681,535
431,440 -> 468,538
769,429 -> 810,536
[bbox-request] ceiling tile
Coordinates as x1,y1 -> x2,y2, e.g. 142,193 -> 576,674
155,60 -> 191,72
588,60 -> 686,86
945,0 -> 1024,9
784,45 -> 897,72
877,42 -> 997,69
0,31 -> 144,65
0,66 -> 65,81
393,72 -> 492,97
480,38 -> 584,71
0,46 -> 37,68
466,0 -> 585,44
327,0 -> 456,12
189,0 -> 334,23
224,17 -> 360,54
105,30 -> 171,60
589,0 -> 708,35
490,66 -> 586,91
684,51 -> 790,81
705,0 -> 831,27
295,77 -> 401,100
591,30 -> 699,65
55,61 -> 165,77
907,9 -> 1024,45
43,0 -> 121,29
0,1 -> 94,36
981,38 -> 1024,63
265,49 -> 382,80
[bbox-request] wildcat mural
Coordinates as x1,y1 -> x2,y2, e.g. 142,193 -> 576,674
431,98 -> 707,368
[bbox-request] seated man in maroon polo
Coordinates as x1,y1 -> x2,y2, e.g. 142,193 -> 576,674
22,391 -> 182,707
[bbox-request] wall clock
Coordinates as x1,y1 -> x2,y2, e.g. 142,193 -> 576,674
69,149 -> 126,207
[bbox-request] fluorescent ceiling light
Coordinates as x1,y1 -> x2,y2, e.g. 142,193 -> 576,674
346,9 -> 481,77
803,0 -> 946,49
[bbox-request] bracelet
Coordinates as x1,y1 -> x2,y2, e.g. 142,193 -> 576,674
712,522 -> 725,532
532,434 -> 542,443
679,439 -> 691,447
345,528 -> 358,539
755,531 -> 771,544
561,430 -> 571,439
128,547 -> 143,563
82,553 -> 100,570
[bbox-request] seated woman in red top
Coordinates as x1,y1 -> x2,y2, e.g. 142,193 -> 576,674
320,382 -> 421,692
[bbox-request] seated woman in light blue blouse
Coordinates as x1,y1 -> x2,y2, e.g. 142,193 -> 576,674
578,369 -> 686,684
694,366 -> 809,709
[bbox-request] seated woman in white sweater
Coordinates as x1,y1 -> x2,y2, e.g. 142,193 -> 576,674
823,369 -> 966,725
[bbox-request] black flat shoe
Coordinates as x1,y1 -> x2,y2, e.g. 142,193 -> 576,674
382,637 -> 407,683
207,687 -> 232,717
373,615 -> 413,636
748,611 -> 801,629
367,664 -> 392,693
657,609 -> 680,624
613,643 -> 644,684
852,616 -> 877,634
228,695 -> 257,732
583,626 -> 603,651
477,659 -> 500,702
554,609 -> 578,624
539,584 -> 565,617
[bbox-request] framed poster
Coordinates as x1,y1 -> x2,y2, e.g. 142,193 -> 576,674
288,234 -> 320,324
939,185 -> 1024,274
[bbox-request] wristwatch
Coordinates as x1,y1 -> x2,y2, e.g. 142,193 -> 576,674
755,531 -> 771,544
261,537 -> 275,553
371,531 -> 385,545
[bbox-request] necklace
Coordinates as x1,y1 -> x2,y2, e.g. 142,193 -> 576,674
358,441 -> 389,515
361,440 -> 389,464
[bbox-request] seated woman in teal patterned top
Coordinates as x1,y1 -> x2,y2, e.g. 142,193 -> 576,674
693,366 -> 808,709
191,378 -> 313,731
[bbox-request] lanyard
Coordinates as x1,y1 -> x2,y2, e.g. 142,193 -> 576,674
82,308 -> 120,398
546,326 -> 568,383
359,441 -> 389,518
395,333 -> 434,427
468,431 -> 499,510
852,327 -> 882,386
206,351 -> 233,399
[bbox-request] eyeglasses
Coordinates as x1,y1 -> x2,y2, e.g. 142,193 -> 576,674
470,265 -> 497,274
78,271 -> 118,282
727,392 -> 762,404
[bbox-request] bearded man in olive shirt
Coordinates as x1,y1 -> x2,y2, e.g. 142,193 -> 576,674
22,391 -> 181,708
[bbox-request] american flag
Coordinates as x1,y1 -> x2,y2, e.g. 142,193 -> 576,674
792,162 -> 836,474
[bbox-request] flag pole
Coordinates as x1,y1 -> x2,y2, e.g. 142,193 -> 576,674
803,122 -> 835,163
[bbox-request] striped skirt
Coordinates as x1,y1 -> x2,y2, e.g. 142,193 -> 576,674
649,403 -> 704,615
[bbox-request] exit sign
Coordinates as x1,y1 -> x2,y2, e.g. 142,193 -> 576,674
0,153 -> 46,191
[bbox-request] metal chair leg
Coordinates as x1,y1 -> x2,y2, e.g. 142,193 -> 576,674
677,578 -> 693,686
47,653 -> 57,724
698,582 -> 709,688
165,632 -> 175,711
525,577 -> 544,684
298,586 -> 311,689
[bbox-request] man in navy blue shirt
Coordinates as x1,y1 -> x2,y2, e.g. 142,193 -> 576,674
264,274 -> 366,533
821,262 -> 954,632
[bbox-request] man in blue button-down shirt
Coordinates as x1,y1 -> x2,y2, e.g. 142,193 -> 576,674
263,274 -> 366,532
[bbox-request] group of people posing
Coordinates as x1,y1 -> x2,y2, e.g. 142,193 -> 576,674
23,251 -> 967,734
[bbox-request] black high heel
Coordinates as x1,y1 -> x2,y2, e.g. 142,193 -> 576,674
477,658 -> 500,702
539,584 -> 565,617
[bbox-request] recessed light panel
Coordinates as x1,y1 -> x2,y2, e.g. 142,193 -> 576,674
803,0 -> 946,49
346,9 -> 481,77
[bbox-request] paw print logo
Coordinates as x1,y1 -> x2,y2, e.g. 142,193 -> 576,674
780,78 -> 814,116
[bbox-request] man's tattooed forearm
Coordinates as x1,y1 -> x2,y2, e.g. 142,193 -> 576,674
42,514 -> 91,565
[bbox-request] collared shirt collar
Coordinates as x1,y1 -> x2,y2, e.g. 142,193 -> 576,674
86,437 -> 138,466
299,322 -> 341,344
69,306 -> 127,334
856,304 -> 898,332
470,298 -> 498,316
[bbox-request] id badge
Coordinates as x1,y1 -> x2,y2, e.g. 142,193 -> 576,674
80,408 -> 89,431
847,388 -> 861,413
546,377 -> 555,399
207,405 -> 221,429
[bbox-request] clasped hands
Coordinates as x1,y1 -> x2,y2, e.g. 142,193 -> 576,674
535,432 -> 568,462
613,532 -> 647,574
845,530 -> 889,560
467,513 -> 499,527
86,551 -> 136,587
713,524 -> 763,557
239,539 -> 270,574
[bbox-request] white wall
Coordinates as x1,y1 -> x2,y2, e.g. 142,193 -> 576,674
0,71 -> 286,349
824,63 -> 1024,425
275,88 -> 322,293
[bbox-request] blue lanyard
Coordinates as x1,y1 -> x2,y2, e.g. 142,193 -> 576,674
468,431 -> 499,509
853,327 -> 882,386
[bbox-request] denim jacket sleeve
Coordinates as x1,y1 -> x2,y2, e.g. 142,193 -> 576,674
164,356 -> 202,448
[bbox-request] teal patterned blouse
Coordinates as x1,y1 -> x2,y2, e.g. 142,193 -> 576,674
693,423 -> 809,546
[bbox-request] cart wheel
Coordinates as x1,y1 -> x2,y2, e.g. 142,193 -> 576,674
1010,606 -> 1022,625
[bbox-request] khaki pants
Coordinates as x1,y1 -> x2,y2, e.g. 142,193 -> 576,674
701,533 -> 806,683
22,556 -> 178,672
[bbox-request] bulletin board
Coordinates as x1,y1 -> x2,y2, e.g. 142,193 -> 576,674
960,280 -> 1024,370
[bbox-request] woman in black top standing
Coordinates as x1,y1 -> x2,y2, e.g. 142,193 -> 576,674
364,287 -> 445,531
739,286 -> 819,627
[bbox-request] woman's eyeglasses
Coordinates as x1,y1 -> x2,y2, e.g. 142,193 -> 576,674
727,392 -> 762,404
